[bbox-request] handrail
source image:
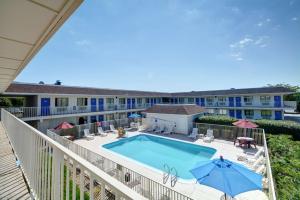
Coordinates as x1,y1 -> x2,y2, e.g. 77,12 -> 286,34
1,109 -> 146,200
163,163 -> 170,184
170,167 -> 178,187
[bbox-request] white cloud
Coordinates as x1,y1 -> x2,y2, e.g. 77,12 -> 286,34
256,18 -> 271,27
75,39 -> 92,46
266,18 -> 271,22
183,8 -> 200,21
257,22 -> 263,27
291,17 -> 298,21
230,52 -> 243,61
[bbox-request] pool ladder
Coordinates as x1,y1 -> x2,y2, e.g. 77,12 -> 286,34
163,164 -> 178,187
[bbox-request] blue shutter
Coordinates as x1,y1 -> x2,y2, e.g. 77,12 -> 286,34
275,111 -> 282,120
236,110 -> 242,119
274,96 -> 281,107
127,98 -> 131,109
153,98 -> 157,104
41,98 -> 50,116
229,97 -> 234,107
200,98 -> 205,106
174,98 -> 178,104
91,98 -> 97,112
98,115 -> 104,121
235,97 -> 241,107
195,98 -> 200,105
132,98 -> 136,109
229,110 -> 235,118
90,116 -> 97,122
98,98 -> 104,111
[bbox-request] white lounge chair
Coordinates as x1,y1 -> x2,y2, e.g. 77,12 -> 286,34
155,125 -> 165,134
237,148 -> 264,162
188,128 -> 198,140
83,129 -> 94,140
97,127 -> 107,137
248,155 -> 265,171
110,125 -> 118,134
255,165 -> 266,175
163,125 -> 174,135
203,129 -> 214,142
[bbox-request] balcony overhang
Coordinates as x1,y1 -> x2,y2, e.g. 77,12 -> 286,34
0,0 -> 83,93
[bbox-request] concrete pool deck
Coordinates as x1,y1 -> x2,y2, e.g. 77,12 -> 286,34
74,131 -> 268,200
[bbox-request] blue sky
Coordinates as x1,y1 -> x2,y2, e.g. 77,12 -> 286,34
16,0 -> 300,92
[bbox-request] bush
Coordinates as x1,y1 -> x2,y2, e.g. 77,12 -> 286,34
267,135 -> 300,199
196,115 -> 300,140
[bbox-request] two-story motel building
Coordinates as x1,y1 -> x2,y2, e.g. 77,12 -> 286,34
2,82 -> 293,132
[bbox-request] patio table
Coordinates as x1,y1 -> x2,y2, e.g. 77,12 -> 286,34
234,137 -> 256,148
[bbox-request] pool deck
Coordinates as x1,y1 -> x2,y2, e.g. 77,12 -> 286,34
74,131 -> 268,200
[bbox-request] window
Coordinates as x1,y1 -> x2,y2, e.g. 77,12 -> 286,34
261,110 -> 272,119
218,97 -> 226,106
55,98 -> 68,107
119,112 -> 127,119
119,98 -> 125,105
188,98 -> 194,104
77,98 -> 87,106
137,98 -> 143,104
106,98 -> 114,104
106,114 -> 114,121
244,110 -> 254,118
179,98 -> 185,104
260,96 -> 271,105
206,97 -> 214,106
219,109 -> 227,115
243,96 -> 253,105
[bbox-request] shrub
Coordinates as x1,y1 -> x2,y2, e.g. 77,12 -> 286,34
196,115 -> 300,140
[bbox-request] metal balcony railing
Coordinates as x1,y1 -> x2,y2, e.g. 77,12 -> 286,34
1,109 -> 146,200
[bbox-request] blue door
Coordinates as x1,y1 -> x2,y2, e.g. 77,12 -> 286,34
91,98 -> 97,112
90,116 -> 97,122
41,98 -> 50,116
98,115 -> 104,121
132,98 -> 136,109
153,98 -> 157,104
200,98 -> 205,106
150,98 -> 154,106
127,112 -> 131,117
127,98 -> 132,109
195,98 -> 200,105
174,98 -> 178,104
236,110 -> 242,119
229,110 -> 235,118
275,111 -> 282,120
235,97 -> 241,107
274,96 -> 281,107
98,98 -> 104,111
229,97 -> 234,107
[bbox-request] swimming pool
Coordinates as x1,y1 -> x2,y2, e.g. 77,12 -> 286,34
103,134 -> 216,179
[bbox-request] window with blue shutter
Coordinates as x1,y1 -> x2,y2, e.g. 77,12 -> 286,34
229,97 -> 234,107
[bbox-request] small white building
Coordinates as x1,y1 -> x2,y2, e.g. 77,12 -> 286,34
143,104 -> 206,135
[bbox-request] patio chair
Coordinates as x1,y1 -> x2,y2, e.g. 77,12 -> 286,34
255,164 -> 266,175
97,127 -> 107,137
188,128 -> 198,140
83,129 -> 94,140
110,125 -> 118,134
237,148 -> 264,162
203,129 -> 214,143
163,125 -> 174,135
155,125 -> 165,134
248,155 -> 265,170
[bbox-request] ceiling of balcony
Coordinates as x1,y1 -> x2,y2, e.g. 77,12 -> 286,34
0,0 -> 83,93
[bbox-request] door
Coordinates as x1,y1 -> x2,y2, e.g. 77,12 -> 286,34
150,98 -> 154,106
200,98 -> 205,106
174,98 -> 178,104
90,116 -> 97,123
98,98 -> 104,111
229,97 -> 234,107
235,97 -> 241,107
236,110 -> 242,119
127,98 -> 132,109
275,111 -> 282,120
274,96 -> 281,107
132,98 -> 136,109
98,115 -> 104,121
229,110 -> 235,118
41,98 -> 50,116
91,98 -> 97,112
195,98 -> 200,105
153,98 -> 157,105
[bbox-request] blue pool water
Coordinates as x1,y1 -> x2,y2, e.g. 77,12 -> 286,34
103,134 -> 216,179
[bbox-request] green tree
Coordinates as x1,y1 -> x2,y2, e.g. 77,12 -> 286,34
0,97 -> 12,107
267,83 -> 300,92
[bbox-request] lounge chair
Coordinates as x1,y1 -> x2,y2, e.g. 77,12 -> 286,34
110,125 -> 118,134
237,148 -> 264,162
188,128 -> 198,140
255,165 -> 266,175
203,129 -> 214,142
155,125 -> 165,133
248,155 -> 265,170
83,129 -> 94,140
163,125 -> 174,135
97,127 -> 107,137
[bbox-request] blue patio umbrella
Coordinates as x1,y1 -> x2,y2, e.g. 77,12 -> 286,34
128,113 -> 141,118
190,156 -> 262,198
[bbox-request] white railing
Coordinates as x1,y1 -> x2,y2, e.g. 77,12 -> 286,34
46,130 -> 193,200
5,104 -> 151,119
1,109 -> 146,200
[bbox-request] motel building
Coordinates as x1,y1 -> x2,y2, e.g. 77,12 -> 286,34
0,0 -> 283,200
